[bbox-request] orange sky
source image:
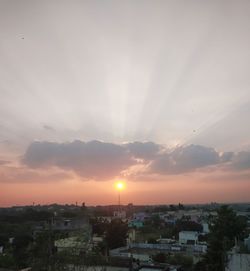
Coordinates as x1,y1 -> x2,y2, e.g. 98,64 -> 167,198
1,174 -> 249,207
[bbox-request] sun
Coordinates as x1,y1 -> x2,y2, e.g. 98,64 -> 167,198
115,181 -> 125,191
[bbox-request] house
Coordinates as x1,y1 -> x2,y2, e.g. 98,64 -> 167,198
133,212 -> 149,222
128,220 -> 144,229
54,236 -> 88,255
162,214 -> 176,225
51,217 -> 88,230
179,231 -> 198,245
113,211 -> 126,219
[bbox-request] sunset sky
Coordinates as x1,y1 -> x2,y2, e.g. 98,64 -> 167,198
0,0 -> 250,206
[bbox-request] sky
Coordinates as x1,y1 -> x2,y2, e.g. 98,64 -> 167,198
0,0 -> 250,207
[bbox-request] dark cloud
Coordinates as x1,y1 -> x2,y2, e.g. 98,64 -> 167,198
150,145 -> 220,174
231,151 -> 250,170
220,152 -> 234,163
22,140 -> 250,180
125,141 -> 162,160
22,140 -> 135,180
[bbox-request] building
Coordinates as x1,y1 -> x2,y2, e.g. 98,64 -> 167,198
54,236 -> 88,255
156,238 -> 175,244
244,234 -> 250,251
127,229 -> 136,245
51,217 -> 88,231
179,231 -> 198,245
128,220 -> 144,229
226,252 -> 250,271
202,223 -> 209,233
113,210 -> 126,219
133,212 -> 149,222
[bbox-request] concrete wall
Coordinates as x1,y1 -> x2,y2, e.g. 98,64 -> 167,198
226,253 -> 250,271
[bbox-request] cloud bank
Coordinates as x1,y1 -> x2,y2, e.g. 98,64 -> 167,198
22,140 -> 134,180
20,140 -> 250,181
150,145 -> 220,174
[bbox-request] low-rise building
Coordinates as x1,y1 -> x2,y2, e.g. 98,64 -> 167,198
51,217 -> 88,231
244,234 -> 250,251
133,212 -> 150,222
128,220 -> 144,229
55,236 -> 88,255
179,231 -> 198,245
156,238 -> 175,244
202,223 -> 209,233
113,211 -> 126,219
127,229 -> 136,245
226,252 -> 250,271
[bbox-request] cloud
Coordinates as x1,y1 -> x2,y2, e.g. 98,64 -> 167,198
124,141 -> 162,161
22,140 -> 135,180
150,145 -> 220,174
231,151 -> 250,170
21,140 -> 250,181
220,152 -> 234,163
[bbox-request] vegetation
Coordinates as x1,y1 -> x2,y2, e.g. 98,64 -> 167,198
203,205 -> 247,271
153,252 -> 193,268
105,219 -> 128,249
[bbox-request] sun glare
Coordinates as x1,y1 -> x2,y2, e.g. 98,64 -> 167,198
115,181 -> 125,191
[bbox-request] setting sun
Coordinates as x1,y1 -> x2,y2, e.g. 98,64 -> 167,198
115,181 -> 125,191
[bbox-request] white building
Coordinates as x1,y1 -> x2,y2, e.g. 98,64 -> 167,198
202,223 -> 209,233
179,231 -> 198,245
54,236 -> 87,254
226,253 -> 250,271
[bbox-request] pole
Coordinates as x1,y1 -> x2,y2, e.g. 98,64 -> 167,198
118,191 -> 121,212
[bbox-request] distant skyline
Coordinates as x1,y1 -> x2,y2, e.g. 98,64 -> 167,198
0,0 -> 250,206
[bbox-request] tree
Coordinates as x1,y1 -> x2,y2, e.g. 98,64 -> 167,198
147,238 -> 158,244
178,203 -> 184,210
204,205 -> 247,271
105,219 -> 128,249
153,253 -> 166,263
153,253 -> 193,268
194,260 -> 207,271
151,214 -> 162,228
12,234 -> 33,268
90,217 -> 109,236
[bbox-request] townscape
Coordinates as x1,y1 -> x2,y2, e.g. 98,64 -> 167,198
0,202 -> 250,271
1,1 -> 250,271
